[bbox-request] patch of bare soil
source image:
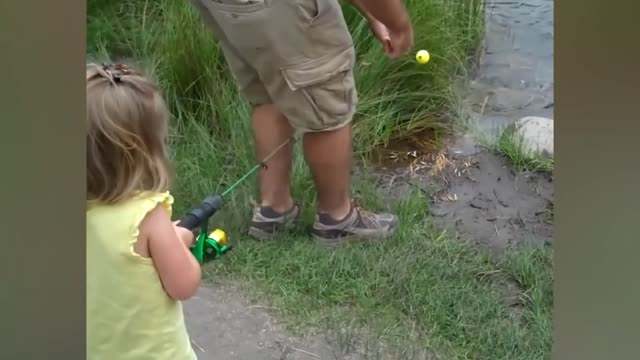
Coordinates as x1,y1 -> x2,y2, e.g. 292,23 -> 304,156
430,150 -> 553,251
369,136 -> 554,253
185,284 -> 421,360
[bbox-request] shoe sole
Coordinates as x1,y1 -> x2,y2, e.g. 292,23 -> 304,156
248,205 -> 302,240
247,226 -> 278,241
247,219 -> 301,240
311,227 -> 398,248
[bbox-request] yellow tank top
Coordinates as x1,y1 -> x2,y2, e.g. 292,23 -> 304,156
87,191 -> 197,360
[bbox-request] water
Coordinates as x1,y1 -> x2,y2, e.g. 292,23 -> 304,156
459,0 -> 554,140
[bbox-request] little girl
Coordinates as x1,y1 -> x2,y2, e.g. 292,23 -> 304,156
86,63 -> 201,360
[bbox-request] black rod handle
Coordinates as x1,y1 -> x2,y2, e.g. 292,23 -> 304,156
176,195 -> 223,230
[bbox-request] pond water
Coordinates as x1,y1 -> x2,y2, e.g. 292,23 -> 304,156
459,0 -> 554,140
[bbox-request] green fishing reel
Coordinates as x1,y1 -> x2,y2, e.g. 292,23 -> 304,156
190,227 -> 232,264
177,195 -> 232,264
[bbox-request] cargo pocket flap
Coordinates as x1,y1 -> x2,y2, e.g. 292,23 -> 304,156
281,47 -> 355,91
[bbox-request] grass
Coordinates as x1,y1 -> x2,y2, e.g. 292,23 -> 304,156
456,116 -> 555,174
496,126 -> 554,173
87,0 -> 484,152
87,0 -> 553,358
208,193 -> 554,359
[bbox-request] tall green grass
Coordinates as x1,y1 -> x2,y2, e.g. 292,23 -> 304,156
87,0 -> 484,151
86,0 -> 486,219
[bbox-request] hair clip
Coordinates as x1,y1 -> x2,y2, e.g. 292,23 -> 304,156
112,72 -> 123,83
101,63 -> 130,83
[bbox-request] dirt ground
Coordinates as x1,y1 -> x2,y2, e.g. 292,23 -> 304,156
185,285 -> 402,360
185,285 -> 328,360
431,136 -> 553,251
373,134 -> 554,253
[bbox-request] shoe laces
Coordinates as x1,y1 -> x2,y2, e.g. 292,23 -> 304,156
350,197 -> 378,226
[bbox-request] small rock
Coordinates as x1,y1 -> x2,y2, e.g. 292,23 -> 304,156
430,207 -> 449,217
513,116 -> 554,158
470,194 -> 491,210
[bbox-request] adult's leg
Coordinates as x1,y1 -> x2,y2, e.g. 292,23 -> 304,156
303,115 -> 398,247
252,104 -> 294,213
247,104 -> 302,240
190,0 -> 302,240
303,123 -> 352,220
249,0 -> 400,246
271,44 -> 399,245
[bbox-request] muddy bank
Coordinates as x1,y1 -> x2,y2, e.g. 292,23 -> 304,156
370,136 -> 553,252
428,144 -> 553,251
379,0 -> 555,250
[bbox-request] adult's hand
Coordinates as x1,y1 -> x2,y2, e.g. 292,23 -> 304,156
368,18 -> 413,58
385,19 -> 413,58
368,18 -> 392,55
352,0 -> 414,59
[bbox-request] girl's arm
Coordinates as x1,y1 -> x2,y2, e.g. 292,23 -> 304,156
141,204 -> 201,301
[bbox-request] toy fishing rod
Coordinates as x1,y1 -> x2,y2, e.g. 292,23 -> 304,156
176,136 -> 294,264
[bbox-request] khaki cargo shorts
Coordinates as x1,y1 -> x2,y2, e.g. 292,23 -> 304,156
191,0 -> 358,132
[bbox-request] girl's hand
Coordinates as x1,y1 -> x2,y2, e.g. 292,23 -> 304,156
172,221 -> 195,248
144,205 -> 202,301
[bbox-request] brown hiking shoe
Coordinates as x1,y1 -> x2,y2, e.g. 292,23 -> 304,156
248,204 -> 302,240
311,201 -> 399,247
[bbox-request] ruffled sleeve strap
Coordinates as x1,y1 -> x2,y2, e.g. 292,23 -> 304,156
128,191 -> 174,262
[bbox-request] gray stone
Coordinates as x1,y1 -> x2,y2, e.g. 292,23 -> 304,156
513,116 -> 554,158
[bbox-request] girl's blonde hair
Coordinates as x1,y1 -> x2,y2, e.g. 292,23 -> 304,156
87,63 -> 172,204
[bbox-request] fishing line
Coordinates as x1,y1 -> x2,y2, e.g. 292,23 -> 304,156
220,136 -> 295,197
